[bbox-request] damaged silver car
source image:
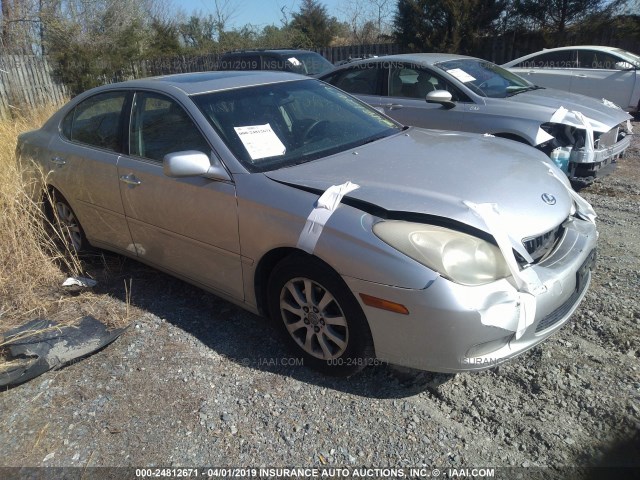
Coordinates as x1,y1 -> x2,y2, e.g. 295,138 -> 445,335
18,72 -> 597,376
319,53 -> 633,185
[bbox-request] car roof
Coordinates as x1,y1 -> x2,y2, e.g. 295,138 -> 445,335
222,49 -> 319,56
503,45 -> 631,66
102,71 -> 309,96
325,53 -> 479,72
537,45 -> 620,52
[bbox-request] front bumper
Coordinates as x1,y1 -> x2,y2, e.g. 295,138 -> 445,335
569,130 -> 631,182
344,216 -> 597,373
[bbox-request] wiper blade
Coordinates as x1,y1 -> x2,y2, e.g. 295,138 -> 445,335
506,85 -> 544,97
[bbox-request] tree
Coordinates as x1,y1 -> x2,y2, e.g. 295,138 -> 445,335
1,0 -> 44,53
179,14 -> 217,51
148,18 -> 182,57
513,0 -> 624,34
43,0 -> 151,93
393,0 -> 506,53
340,0 -> 393,44
290,0 -> 339,47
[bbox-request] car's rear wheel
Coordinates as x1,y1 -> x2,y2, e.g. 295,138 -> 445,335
47,192 -> 88,253
267,254 -> 374,376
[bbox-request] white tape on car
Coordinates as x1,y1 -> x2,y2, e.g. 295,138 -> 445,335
297,181 -> 360,254
601,98 -> 621,110
464,201 -> 544,339
550,107 -> 595,162
535,128 -> 555,145
547,168 -> 597,223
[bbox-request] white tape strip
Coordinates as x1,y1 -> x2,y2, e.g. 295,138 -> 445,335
535,127 -> 555,145
547,168 -> 597,224
573,111 -> 595,163
464,202 -> 544,339
550,107 -> 595,162
297,181 -> 360,254
601,98 -> 621,110
464,202 -> 545,295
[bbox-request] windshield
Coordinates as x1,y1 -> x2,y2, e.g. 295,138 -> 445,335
192,80 -> 401,172
435,59 -> 535,98
613,48 -> 640,68
284,53 -> 334,75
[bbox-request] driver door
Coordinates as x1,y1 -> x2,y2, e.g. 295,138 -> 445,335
384,64 -> 469,131
117,91 -> 243,299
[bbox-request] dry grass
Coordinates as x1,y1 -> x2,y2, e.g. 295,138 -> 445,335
0,106 -> 86,333
0,106 -> 137,380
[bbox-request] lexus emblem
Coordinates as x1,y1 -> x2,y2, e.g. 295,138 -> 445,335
541,193 -> 556,205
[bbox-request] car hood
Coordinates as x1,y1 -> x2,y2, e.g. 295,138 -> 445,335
504,88 -> 631,132
265,128 -> 573,243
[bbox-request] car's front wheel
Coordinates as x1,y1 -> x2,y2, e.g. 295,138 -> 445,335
267,254 -> 375,376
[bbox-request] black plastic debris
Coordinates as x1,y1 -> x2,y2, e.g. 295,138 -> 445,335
0,316 -> 125,387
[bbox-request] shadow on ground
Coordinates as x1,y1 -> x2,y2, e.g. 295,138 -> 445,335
85,252 -> 452,400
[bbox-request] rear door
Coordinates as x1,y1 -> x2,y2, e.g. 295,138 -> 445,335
321,63 -> 385,111
117,91 -> 244,298
48,90 -> 134,253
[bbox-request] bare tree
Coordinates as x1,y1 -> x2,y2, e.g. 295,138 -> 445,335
339,0 -> 393,44
210,0 -> 238,40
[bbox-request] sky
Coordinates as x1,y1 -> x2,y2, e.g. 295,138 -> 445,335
173,0 -> 346,30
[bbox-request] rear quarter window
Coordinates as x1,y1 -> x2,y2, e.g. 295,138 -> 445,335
61,91 -> 126,152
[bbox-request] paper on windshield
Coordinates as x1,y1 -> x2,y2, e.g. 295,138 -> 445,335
287,57 -> 301,66
234,124 -> 286,160
446,68 -> 476,83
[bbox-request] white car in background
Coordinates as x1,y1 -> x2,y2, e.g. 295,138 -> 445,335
503,45 -> 640,113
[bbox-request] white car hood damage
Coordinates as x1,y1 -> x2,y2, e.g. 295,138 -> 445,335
266,128 -> 577,245
505,88 -> 632,133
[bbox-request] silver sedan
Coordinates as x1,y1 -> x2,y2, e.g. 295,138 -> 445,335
319,53 -> 632,185
18,72 -> 597,375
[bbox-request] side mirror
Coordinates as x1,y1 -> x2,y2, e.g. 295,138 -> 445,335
614,61 -> 634,71
163,151 -> 230,181
426,90 -> 455,109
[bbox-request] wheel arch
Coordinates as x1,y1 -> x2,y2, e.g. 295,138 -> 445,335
253,247 -> 342,318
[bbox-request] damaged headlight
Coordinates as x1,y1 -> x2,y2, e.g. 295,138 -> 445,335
373,221 -> 511,286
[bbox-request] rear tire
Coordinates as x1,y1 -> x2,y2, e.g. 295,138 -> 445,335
267,254 -> 375,376
46,191 -> 89,253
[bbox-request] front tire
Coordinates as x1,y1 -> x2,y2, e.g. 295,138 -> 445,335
267,254 -> 375,376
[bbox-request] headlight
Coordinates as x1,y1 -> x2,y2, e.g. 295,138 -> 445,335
373,221 -> 511,286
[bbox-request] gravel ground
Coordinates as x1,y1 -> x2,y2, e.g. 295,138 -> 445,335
1,123 -> 639,479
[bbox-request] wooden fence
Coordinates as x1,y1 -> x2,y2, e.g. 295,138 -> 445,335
0,55 -> 67,120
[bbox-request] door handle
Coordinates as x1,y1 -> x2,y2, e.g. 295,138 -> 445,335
384,103 -> 403,110
575,74 -> 587,78
526,71 -> 536,74
119,175 -> 142,186
51,156 -> 66,166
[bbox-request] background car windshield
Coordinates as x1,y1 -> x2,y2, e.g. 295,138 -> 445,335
614,49 -> 640,68
286,53 -> 333,75
192,79 -> 400,172
436,59 -> 533,98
